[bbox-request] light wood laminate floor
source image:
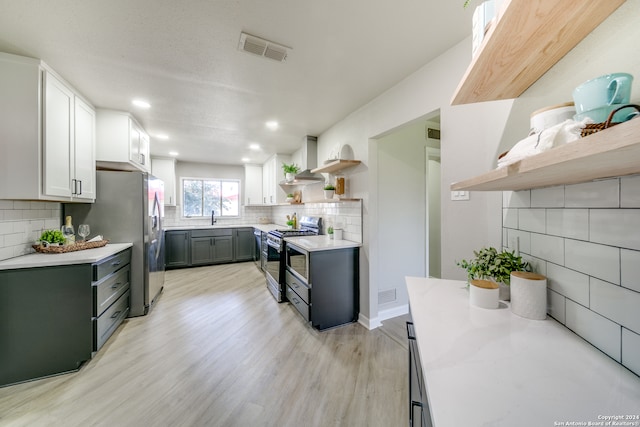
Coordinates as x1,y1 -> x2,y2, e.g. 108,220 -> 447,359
0,262 -> 408,427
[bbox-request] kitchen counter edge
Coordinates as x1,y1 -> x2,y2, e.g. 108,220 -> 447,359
284,235 -> 362,251
406,276 -> 640,427
164,223 -> 280,233
0,243 -> 133,270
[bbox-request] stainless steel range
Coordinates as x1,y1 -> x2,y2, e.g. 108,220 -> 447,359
264,216 -> 321,301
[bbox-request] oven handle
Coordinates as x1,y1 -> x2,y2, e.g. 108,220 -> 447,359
266,239 -> 281,250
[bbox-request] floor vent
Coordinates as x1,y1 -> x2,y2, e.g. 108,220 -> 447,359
379,289 -> 397,305
238,32 -> 290,62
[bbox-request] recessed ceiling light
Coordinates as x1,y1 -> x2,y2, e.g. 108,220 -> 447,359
169,151 -> 179,156
132,99 -> 151,109
265,121 -> 278,130
155,134 -> 169,140
241,157 -> 250,162
249,143 -> 260,150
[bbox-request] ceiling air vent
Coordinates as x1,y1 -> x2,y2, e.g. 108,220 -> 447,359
238,32 -> 290,62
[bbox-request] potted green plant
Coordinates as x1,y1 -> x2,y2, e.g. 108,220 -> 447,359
286,193 -> 294,202
456,247 -> 531,301
327,226 -> 334,239
282,163 -> 300,182
323,184 -> 335,199
38,229 -> 66,247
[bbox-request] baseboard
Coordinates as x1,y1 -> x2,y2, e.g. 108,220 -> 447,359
378,304 -> 409,322
358,313 -> 382,330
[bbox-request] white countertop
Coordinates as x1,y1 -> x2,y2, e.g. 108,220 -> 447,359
164,223 -> 280,233
284,235 -> 361,252
0,243 -> 133,270
406,277 -> 640,427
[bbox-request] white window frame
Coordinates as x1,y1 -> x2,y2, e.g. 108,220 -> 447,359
181,177 -> 241,219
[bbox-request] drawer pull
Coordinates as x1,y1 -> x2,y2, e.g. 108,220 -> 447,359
292,297 -> 299,304
111,310 -> 122,319
111,261 -> 121,266
111,282 -> 122,289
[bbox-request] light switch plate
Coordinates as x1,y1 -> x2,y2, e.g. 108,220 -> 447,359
451,190 -> 470,201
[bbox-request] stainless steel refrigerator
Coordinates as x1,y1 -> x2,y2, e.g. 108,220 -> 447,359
65,170 -> 165,317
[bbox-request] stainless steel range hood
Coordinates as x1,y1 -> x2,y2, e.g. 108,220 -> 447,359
279,136 -> 324,185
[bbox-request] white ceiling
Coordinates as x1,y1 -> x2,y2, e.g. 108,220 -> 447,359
0,0 -> 471,166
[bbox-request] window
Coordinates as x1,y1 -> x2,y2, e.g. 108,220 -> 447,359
182,178 -> 240,218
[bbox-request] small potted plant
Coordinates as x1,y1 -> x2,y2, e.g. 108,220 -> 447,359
327,226 -> 334,239
286,193 -> 294,202
456,247 -> 531,301
323,184 -> 335,199
282,163 -> 300,182
38,229 -> 66,247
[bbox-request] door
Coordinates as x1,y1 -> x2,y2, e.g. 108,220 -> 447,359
213,236 -> 233,263
165,231 -> 190,267
43,71 -> 74,198
235,228 -> 255,262
148,175 -> 165,304
73,97 -> 96,200
191,237 -> 214,265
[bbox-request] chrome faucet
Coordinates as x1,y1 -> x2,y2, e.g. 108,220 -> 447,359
211,210 -> 217,225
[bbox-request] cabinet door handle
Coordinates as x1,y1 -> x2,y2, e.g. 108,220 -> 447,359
77,180 -> 82,195
71,179 -> 77,195
111,310 -> 122,319
406,321 -> 416,340
111,261 -> 121,266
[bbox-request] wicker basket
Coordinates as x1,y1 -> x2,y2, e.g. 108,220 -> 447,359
580,104 -> 640,137
32,239 -> 109,254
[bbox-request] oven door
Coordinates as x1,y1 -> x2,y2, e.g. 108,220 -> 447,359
264,240 -> 281,283
285,242 -> 309,283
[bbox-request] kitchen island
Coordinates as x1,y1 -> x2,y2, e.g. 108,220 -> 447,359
406,277 -> 640,427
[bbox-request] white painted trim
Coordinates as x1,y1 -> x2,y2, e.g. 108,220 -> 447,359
378,304 -> 409,322
358,313 -> 382,330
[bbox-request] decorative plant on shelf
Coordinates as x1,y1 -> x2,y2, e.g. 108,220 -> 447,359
39,229 -> 66,245
282,163 -> 300,178
323,184 -> 335,199
456,247 -> 531,300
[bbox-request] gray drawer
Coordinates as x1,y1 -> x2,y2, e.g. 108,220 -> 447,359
190,229 -> 232,238
94,265 -> 130,317
93,249 -> 131,281
95,290 -> 130,351
286,285 -> 309,321
286,270 -> 310,304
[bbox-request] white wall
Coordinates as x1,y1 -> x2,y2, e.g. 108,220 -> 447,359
316,1 -> 640,328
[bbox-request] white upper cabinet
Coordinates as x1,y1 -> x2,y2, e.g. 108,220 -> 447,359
0,52 -> 96,202
262,154 -> 291,205
151,157 -> 176,206
95,109 -> 151,173
244,164 -> 262,205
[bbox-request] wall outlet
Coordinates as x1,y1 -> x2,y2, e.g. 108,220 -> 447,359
451,190 -> 470,201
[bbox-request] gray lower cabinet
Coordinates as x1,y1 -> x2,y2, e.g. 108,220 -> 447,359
190,229 -> 233,266
285,246 -> 359,330
166,227 -> 254,268
407,321 -> 433,427
165,230 -> 190,268
0,247 -> 131,387
234,227 -> 254,262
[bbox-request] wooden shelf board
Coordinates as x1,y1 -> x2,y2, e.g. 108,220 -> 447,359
311,160 -> 361,174
451,119 -> 640,191
451,0 -> 625,105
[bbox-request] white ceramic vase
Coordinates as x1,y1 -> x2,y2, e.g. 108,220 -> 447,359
324,189 -> 335,199
510,271 -> 547,320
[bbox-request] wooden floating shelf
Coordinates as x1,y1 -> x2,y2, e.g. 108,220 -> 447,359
311,160 -> 361,174
451,0 -> 625,105
451,119 -> 640,191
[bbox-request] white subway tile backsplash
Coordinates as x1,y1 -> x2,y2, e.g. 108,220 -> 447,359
590,278 -> 640,334
547,289 -> 566,324
565,179 -> 619,208
622,328 -> 640,377
620,249 -> 640,292
523,255 -> 546,277
507,229 -> 531,254
546,209 -> 588,240
530,233 -> 564,265
503,190 -> 530,208
565,299 -> 621,362
564,239 -> 620,285
531,186 -> 564,208
0,200 -> 13,209
590,209 -> 640,251
546,263 -> 590,306
620,175 -> 640,208
503,208 -> 518,229
518,209 -> 545,233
